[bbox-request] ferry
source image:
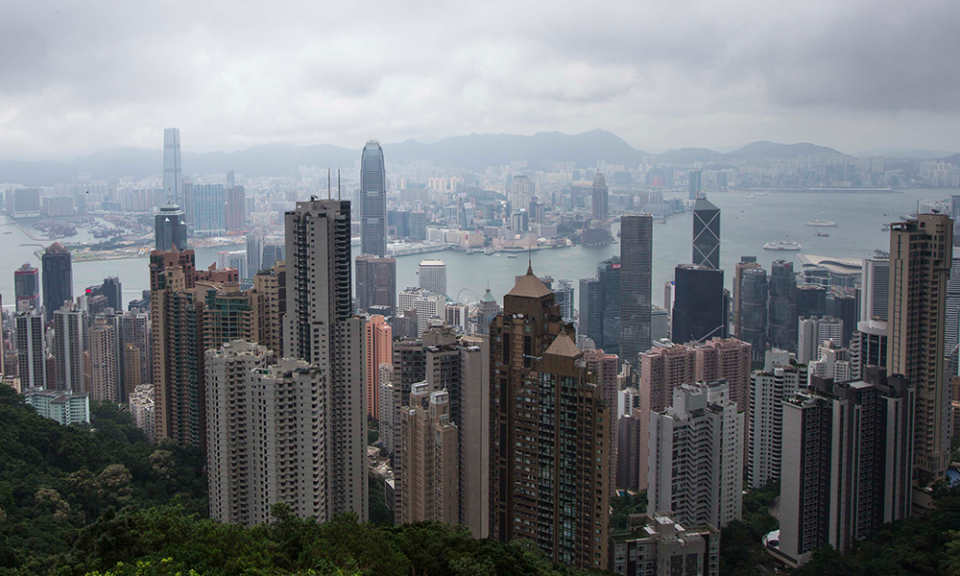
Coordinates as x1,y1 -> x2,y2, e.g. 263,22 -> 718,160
764,241 -> 802,251
815,230 -> 830,237
805,219 -> 837,227
507,254 -> 518,259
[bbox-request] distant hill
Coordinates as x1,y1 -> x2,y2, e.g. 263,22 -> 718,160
939,153 -> 960,166
855,146 -> 956,159
726,141 -> 848,158
0,129 -> 650,185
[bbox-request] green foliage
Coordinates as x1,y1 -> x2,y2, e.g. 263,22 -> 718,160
793,485 -> 960,576
0,386 -> 207,574
609,491 -> 646,531
718,481 -> 778,576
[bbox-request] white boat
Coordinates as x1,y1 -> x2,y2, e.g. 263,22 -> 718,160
764,241 -> 802,251
805,219 -> 837,227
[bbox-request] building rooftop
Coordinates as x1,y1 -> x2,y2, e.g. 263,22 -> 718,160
546,333 -> 581,358
796,254 -> 863,275
506,266 -> 553,299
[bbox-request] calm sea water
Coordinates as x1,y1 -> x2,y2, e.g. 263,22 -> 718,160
0,189 -> 953,310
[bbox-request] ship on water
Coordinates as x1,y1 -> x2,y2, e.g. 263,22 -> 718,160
764,240 -> 802,251
805,219 -> 837,227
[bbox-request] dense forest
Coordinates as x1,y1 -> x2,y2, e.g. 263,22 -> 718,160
3,383 -> 960,575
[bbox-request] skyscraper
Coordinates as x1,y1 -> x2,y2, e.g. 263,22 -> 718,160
225,185 -> 246,232
739,267 -> 768,359
360,140 -> 387,257
101,276 -> 122,311
14,263 -> 40,311
672,265 -> 725,345
155,202 -> 188,252
888,214 -> 953,481
15,309 -> 47,390
592,172 -> 608,220
598,256 -> 621,355
163,128 -> 183,206
284,199 -> 368,520
355,256 -> 398,315
768,260 -> 798,351
648,380 -> 743,529
477,288 -> 499,335
732,257 -> 760,339
619,214 -> 653,366
52,302 -> 86,393
246,234 -> 262,274
192,184 -> 226,237
797,316 -> 843,365
366,315 -> 392,420
253,261 -> 286,357
778,369 -> 914,566
89,317 -> 119,402
692,196 -> 720,269
489,269 -> 610,570
688,170 -> 702,200
748,351 -> 807,489
509,176 -> 531,215
418,259 -> 447,297
41,242 -> 73,322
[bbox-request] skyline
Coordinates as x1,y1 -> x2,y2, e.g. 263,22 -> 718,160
3,1 -> 960,160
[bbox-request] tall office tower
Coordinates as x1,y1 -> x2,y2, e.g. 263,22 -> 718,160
89,317 -> 119,402
692,196 -> 720,269
355,256 -> 396,317
778,369 -> 914,567
52,302 -> 86,393
397,384 -> 460,525
360,140 -> 387,257
578,277 -> 602,346
945,256 -> 960,375
459,334 -> 490,538
852,321 -> 888,381
206,343 -> 333,526
42,242 -> 73,322
246,234 -> 262,274
477,288 -> 499,335
182,182 -> 195,225
150,250 -> 205,447
808,339 -> 852,382
489,270 -> 610,570
585,348 -> 620,494
418,259 -> 447,297
592,172 -> 609,220
768,260 -> 798,352
260,238 -> 285,271
193,184 -> 226,237
14,263 -> 40,311
155,202 -> 188,251
620,214 -> 653,366
696,338 -> 752,417
284,199 -> 367,520
598,256 -> 621,355
608,512 -> 720,576
365,315 -> 392,420
15,309 -> 47,390
739,267 -> 768,359
648,380 -> 743,529
861,256 -> 890,323
797,316 -> 843,364
827,291 -> 858,346
796,284 -> 827,319
101,276 -> 122,311
889,214 -> 953,481
398,288 -> 446,337
225,186 -> 246,232
509,175 -> 531,216
552,279 -> 575,322
732,257 -> 760,338
748,350 -> 807,489
637,344 -> 697,490
688,170 -> 702,200
163,128 -> 183,206
672,265 -> 725,345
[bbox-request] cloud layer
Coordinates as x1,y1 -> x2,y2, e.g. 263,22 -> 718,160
2,0 -> 959,160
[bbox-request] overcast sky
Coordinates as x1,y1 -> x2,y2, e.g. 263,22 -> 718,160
2,0 -> 959,160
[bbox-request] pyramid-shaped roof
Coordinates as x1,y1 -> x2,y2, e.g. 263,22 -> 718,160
481,288 -> 496,303
545,332 -> 581,358
506,265 -> 552,299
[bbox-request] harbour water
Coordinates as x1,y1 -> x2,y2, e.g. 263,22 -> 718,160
0,189 -> 953,310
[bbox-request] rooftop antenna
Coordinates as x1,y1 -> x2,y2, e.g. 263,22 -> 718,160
527,245 -> 533,274
327,168 -> 331,200
338,168 -> 341,200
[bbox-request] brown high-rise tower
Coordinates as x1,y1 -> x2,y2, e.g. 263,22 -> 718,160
489,266 -> 610,571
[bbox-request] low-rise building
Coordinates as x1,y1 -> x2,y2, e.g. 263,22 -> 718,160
608,512 -> 720,576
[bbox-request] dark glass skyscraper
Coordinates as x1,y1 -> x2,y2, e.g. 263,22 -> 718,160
598,256 -> 621,355
355,255 -> 397,315
671,265 -> 726,345
768,260 -> 798,351
360,140 -> 387,257
579,277 -> 603,346
619,214 -> 653,367
692,197 -> 720,269
155,202 -> 188,251
739,267 -> 768,359
42,242 -> 73,322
